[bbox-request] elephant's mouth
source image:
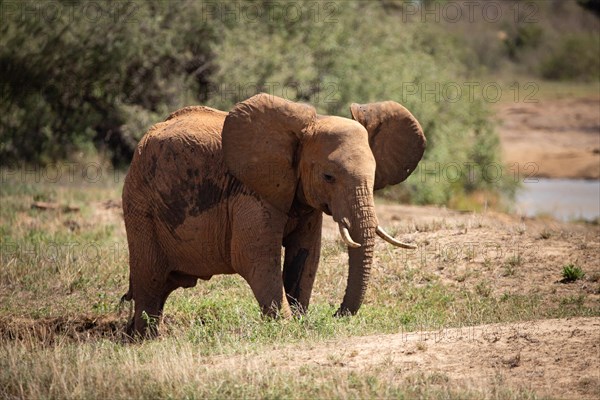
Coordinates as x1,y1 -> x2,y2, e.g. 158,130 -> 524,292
321,203 -> 332,216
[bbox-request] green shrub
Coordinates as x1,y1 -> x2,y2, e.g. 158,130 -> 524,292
541,34 -> 600,81
0,1 -> 216,166
562,264 -> 586,282
505,25 -> 544,60
577,0 -> 600,17
447,0 -> 599,77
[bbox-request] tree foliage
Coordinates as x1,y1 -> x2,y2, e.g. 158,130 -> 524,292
1,0 -> 598,204
0,0 -> 215,165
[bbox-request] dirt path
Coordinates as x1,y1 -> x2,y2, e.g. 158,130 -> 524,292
495,97 -> 600,179
211,317 -> 600,399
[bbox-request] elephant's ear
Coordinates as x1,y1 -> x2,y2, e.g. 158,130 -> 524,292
223,93 -> 317,213
350,101 -> 426,191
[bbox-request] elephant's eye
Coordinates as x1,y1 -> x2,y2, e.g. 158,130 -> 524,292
323,173 -> 335,183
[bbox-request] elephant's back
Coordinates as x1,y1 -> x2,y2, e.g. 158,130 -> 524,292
165,105 -> 227,123
131,105 -> 228,180
139,105 -> 227,157
123,105 -> 230,217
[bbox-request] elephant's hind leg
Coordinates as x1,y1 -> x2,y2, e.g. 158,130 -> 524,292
125,217 -> 170,338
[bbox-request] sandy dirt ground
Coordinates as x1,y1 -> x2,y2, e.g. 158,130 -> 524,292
495,97 -> 600,179
211,317 -> 599,399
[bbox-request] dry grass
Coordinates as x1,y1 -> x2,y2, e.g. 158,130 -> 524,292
0,334 -> 547,399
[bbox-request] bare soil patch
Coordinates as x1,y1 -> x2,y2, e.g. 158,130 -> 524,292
326,203 -> 600,398
213,317 -> 600,399
495,97 -> 600,179
0,315 -> 123,344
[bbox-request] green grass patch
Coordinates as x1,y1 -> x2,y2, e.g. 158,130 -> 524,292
561,264 -> 586,283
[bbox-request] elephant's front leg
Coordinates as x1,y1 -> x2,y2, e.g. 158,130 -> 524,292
231,200 -> 292,318
244,255 -> 292,319
283,210 -> 322,314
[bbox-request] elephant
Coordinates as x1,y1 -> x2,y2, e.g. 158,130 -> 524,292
121,93 -> 425,337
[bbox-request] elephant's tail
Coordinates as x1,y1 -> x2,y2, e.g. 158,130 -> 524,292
120,276 -> 133,303
120,290 -> 132,303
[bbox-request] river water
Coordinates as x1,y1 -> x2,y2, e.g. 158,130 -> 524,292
515,178 -> 600,221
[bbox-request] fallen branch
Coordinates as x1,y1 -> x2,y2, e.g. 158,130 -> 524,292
31,202 -> 80,212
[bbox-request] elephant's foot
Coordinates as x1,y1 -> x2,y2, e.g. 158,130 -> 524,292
255,286 -> 292,319
262,298 -> 292,319
127,298 -> 163,339
286,296 -> 309,316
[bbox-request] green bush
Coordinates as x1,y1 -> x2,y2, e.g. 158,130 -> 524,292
541,34 -> 600,81
446,0 -> 599,77
505,25 -> 544,60
578,0 -> 600,17
0,0 -> 216,166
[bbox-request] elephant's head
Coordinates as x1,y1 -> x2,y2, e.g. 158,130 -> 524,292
222,94 -> 425,315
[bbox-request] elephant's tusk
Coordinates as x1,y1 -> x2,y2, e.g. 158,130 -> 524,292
338,224 -> 361,248
376,226 -> 417,249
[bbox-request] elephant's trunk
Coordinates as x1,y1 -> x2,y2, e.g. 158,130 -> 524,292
336,185 -> 377,316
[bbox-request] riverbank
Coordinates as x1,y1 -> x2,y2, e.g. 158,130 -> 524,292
495,96 -> 600,180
